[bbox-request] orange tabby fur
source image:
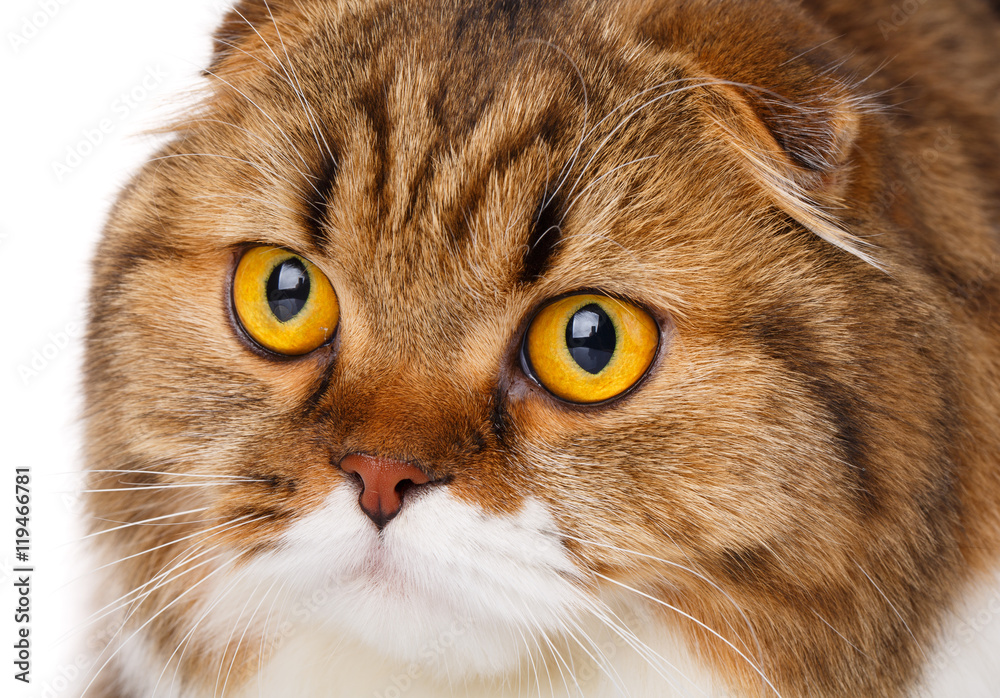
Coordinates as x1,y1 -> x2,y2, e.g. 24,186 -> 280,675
82,1 -> 1000,696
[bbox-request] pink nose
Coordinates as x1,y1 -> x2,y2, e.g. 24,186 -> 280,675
339,454 -> 431,528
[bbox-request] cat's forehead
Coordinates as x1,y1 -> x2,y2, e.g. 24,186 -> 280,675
191,0 -> 700,328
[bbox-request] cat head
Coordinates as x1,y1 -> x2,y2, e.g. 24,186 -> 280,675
84,0 -> 964,695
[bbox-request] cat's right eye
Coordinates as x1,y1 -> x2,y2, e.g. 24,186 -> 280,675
521,294 -> 659,404
232,246 -> 339,355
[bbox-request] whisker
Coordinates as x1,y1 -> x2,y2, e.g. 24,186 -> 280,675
854,562 -> 926,659
146,151 -> 281,177
77,514 -> 260,580
91,513 -> 227,527
517,39 -> 589,211
190,193 -> 310,220
595,573 -> 783,697
497,585 -> 543,698
64,507 -> 210,545
56,547 -> 223,648
111,546 -> 225,658
76,543 -> 224,691
156,565 -> 256,697
214,575 -> 267,697
81,551 -> 246,698
87,469 -> 264,480
510,614 -> 534,698
228,7 -> 328,165
144,153 -> 315,204
585,600 -> 707,696
561,614 -> 631,697
181,114 -> 321,189
220,577 -> 279,698
778,35 -> 844,66
261,0 -> 338,164
81,482 -> 263,493
199,63 -> 314,173
79,501 -> 212,522
555,531 -> 762,660
522,601 -> 578,698
122,540 -> 231,620
256,580 -> 287,698
564,80 -> 732,205
94,516 -> 270,696
211,37 -> 302,99
560,155 -> 660,225
810,609 -> 870,659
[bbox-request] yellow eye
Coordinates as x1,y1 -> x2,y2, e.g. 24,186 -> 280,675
232,246 -> 339,355
522,294 -> 658,404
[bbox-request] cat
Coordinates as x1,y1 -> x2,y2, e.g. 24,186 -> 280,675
80,0 -> 1000,696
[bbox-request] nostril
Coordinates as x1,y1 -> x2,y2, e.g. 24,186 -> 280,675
338,454 -> 434,529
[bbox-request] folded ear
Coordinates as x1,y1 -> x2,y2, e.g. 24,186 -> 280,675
697,78 -> 876,267
635,0 -> 879,268
208,0 -> 286,74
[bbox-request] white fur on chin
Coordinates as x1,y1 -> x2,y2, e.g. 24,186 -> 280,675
228,485 -> 722,697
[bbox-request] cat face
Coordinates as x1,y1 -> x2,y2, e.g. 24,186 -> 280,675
84,1 -> 999,696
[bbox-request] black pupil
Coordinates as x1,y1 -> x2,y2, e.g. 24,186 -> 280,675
565,303 -> 616,374
266,258 -> 310,322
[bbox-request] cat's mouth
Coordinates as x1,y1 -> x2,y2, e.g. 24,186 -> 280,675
285,481 -> 457,599
353,539 -> 412,591
187,469 -> 594,683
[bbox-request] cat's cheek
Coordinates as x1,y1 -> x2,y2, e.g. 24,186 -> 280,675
234,483 -> 586,676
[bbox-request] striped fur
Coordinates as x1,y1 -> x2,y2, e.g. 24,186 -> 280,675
82,1 -> 1000,696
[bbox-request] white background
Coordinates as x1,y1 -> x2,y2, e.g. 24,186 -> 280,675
2,2 -> 1000,698
2,1 -> 232,695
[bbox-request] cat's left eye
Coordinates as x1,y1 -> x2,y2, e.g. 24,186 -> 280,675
521,293 -> 659,404
232,246 -> 339,355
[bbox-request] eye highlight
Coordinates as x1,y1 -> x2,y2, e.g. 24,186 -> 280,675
232,246 -> 339,355
522,294 -> 658,404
